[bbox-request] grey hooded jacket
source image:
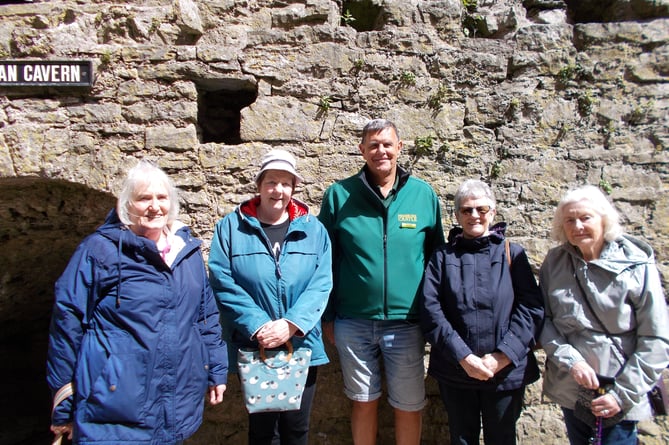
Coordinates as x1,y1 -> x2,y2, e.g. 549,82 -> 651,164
539,234 -> 669,420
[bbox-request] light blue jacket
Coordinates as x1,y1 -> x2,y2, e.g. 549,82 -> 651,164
208,197 -> 332,371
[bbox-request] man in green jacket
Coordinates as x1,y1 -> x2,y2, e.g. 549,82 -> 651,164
319,119 -> 444,445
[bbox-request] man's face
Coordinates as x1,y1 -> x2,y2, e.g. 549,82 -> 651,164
359,127 -> 402,178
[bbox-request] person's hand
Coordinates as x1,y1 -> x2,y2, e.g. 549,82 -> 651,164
569,361 -> 599,389
208,384 -> 226,405
256,319 -> 296,348
591,392 -> 621,418
459,354 -> 495,380
481,351 -> 511,375
50,423 -> 73,440
322,321 -> 335,345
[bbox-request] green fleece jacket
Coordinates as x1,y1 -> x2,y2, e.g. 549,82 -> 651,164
318,166 -> 444,321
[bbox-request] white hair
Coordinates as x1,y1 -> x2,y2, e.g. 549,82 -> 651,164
551,185 -> 623,243
116,160 -> 179,226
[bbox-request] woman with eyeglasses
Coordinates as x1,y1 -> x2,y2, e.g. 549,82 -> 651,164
419,179 -> 544,445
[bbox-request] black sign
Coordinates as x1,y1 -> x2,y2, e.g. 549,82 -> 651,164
0,60 -> 93,87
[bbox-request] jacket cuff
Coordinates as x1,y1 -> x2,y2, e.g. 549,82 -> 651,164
284,319 -> 305,337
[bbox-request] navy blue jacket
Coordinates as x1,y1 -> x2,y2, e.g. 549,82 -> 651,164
46,210 -> 228,444
420,223 -> 543,390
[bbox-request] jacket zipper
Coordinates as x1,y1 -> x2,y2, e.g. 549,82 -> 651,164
383,209 -> 389,319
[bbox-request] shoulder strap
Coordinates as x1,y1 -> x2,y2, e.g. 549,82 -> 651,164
505,238 -> 511,268
573,266 -> 628,362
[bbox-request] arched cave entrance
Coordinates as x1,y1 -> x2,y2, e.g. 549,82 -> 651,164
0,177 -> 115,444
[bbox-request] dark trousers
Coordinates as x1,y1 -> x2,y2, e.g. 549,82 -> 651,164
248,367 -> 318,445
439,382 -> 525,445
562,408 -> 637,445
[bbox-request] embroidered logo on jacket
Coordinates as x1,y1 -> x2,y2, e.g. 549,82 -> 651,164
398,214 -> 417,229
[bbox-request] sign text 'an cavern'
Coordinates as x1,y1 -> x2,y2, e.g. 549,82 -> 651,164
0,60 -> 93,87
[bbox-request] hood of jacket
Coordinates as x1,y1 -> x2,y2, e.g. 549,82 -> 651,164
562,233 -> 655,274
94,209 -> 193,307
238,195 -> 310,222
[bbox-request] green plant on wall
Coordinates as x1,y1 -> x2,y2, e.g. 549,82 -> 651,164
599,179 -> 613,195
100,50 -> 113,67
506,97 -> 521,118
628,100 -> 655,125
436,142 -> 450,161
577,90 -> 596,116
463,14 -> 485,37
556,63 -> 587,85
461,0 -> 484,37
149,17 -> 161,35
341,9 -> 356,26
462,0 -> 478,12
318,95 -> 332,112
602,120 -> 616,136
427,84 -> 449,111
490,161 -> 502,179
601,120 -> 617,147
414,135 -> 434,157
399,70 -> 416,86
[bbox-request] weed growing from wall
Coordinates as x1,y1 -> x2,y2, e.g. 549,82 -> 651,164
399,71 -> 416,86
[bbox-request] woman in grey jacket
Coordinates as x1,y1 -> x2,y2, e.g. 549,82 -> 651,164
539,185 -> 669,445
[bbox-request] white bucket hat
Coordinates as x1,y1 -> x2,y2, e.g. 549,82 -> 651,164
254,149 -> 303,184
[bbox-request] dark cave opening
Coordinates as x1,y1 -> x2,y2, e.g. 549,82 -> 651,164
197,78 -> 258,145
0,178 -> 115,445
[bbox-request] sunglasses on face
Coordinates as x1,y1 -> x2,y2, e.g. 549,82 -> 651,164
459,205 -> 492,216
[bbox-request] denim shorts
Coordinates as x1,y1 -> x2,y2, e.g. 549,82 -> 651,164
334,318 -> 427,411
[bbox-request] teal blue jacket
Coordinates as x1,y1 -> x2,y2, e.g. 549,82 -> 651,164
318,166 -> 444,321
208,197 -> 332,372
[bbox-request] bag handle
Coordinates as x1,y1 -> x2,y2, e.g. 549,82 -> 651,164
51,382 -> 74,445
260,340 -> 293,365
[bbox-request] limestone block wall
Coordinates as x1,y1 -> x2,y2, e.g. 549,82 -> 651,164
0,0 -> 668,444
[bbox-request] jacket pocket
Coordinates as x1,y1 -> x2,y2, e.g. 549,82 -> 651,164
184,325 -> 209,396
82,335 -> 149,424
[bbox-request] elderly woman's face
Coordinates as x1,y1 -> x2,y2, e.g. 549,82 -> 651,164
128,179 -> 170,239
562,200 -> 604,251
456,196 -> 496,239
258,170 -> 295,215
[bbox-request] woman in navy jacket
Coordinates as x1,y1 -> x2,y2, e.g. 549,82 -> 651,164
47,160 -> 228,445
208,149 -> 332,445
420,179 -> 543,445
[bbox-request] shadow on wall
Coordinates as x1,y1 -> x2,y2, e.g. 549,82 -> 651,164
0,177 -> 114,445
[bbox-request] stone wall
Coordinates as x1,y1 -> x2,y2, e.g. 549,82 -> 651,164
0,0 -> 668,444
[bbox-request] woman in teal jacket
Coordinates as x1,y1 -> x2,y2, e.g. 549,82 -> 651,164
208,149 -> 332,445
47,161 -> 228,445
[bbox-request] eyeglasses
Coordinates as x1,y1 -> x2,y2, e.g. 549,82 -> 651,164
459,205 -> 492,216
